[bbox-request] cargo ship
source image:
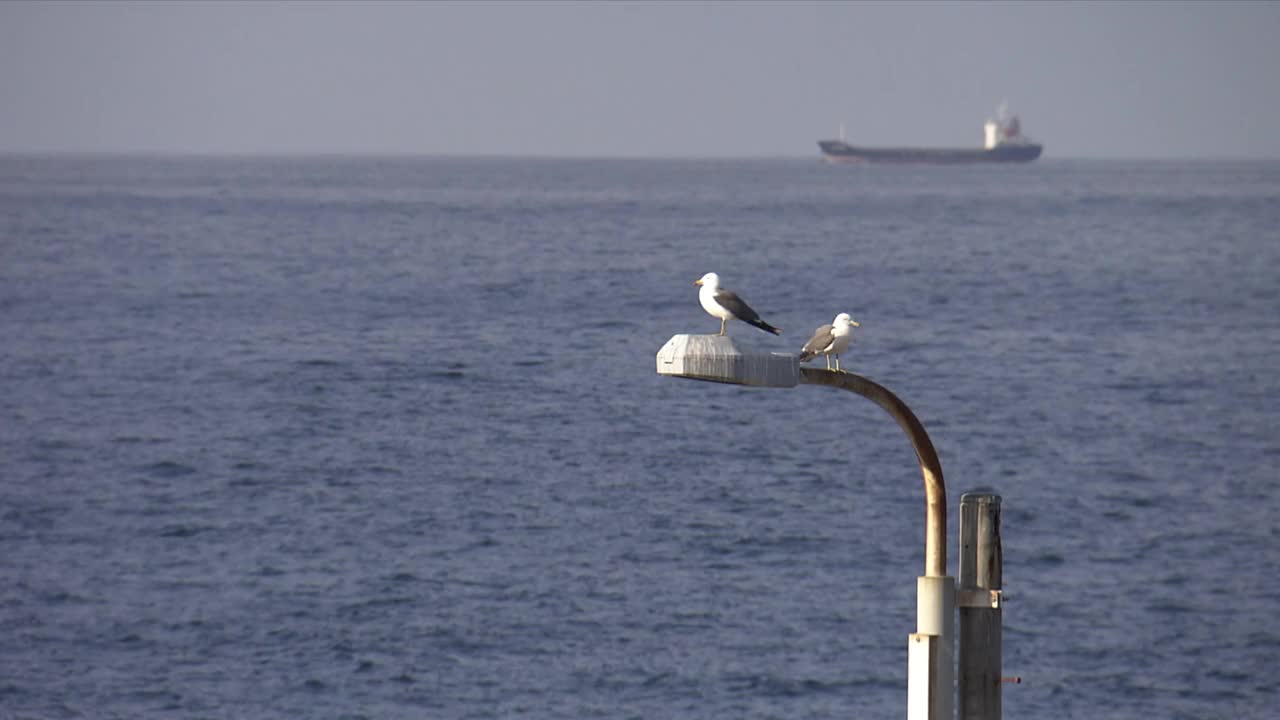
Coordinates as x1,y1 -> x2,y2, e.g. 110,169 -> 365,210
818,104 -> 1043,164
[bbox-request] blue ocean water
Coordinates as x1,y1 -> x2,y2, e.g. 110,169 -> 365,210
2,155 -> 1278,719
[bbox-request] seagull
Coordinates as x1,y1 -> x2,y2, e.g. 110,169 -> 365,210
798,313 -> 860,371
694,272 -> 781,336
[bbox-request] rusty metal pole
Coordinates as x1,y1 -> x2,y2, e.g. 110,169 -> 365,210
798,368 -> 946,578
798,368 -> 952,720
657,343 -> 957,720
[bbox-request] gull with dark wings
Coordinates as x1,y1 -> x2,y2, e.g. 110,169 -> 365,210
694,272 -> 781,337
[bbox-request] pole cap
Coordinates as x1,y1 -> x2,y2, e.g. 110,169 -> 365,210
656,334 -> 799,388
960,492 -> 1003,506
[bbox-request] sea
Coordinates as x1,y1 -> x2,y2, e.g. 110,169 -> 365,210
2,154 -> 1278,720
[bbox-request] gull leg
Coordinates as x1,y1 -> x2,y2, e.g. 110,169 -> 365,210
834,354 -> 841,372
719,318 -> 727,336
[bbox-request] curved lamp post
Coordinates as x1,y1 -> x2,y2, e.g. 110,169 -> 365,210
798,366 -> 946,579
657,334 -> 955,720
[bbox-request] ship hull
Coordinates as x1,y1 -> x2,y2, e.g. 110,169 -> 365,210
818,140 -> 1042,164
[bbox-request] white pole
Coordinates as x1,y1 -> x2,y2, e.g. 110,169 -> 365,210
910,575 -> 956,720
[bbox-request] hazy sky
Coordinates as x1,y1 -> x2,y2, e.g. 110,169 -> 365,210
3,1 -> 1278,159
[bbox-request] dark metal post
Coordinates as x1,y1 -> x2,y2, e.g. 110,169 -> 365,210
958,493 -> 1003,720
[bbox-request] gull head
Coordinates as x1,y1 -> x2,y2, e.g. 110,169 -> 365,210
835,312 -> 861,328
694,272 -> 720,288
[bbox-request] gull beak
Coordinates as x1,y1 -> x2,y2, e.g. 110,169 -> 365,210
694,278 -> 704,286
850,320 -> 861,327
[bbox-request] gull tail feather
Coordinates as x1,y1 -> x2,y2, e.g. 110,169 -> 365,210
750,319 -> 781,335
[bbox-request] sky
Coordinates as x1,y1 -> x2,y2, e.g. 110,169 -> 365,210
2,0 -> 1278,159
